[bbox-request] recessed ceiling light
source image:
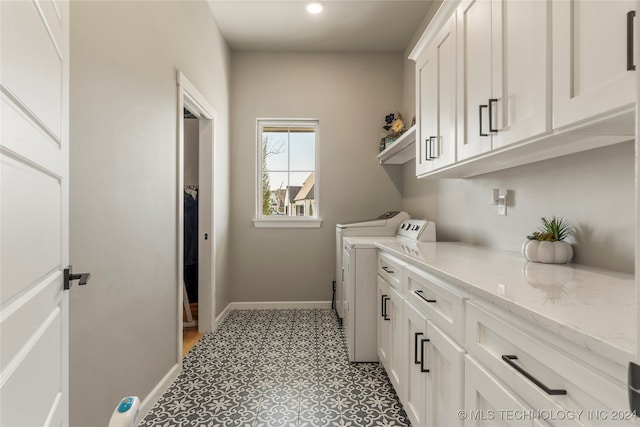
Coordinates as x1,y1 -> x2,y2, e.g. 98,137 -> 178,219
306,1 -> 324,14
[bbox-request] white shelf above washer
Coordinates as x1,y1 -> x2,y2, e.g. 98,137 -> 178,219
377,125 -> 416,165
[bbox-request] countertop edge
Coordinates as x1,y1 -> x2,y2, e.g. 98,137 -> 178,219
375,241 -> 636,368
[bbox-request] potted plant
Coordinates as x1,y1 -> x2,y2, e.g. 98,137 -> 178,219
522,216 -> 574,264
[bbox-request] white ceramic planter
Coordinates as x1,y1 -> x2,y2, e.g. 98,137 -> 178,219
522,240 -> 573,264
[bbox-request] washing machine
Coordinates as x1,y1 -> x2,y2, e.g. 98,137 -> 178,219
335,211 -> 409,321
342,218 -> 436,362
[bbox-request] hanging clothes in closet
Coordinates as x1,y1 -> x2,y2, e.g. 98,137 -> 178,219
184,185 -> 198,302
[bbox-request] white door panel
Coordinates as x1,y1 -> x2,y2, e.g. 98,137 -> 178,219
1,0 -> 64,138
1,96 -> 63,174
1,308 -> 63,426
0,0 -> 69,424
1,274 -> 61,373
1,155 -> 62,302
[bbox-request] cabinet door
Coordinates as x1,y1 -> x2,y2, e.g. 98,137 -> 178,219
377,277 -> 391,368
343,247 -> 354,361
416,14 -> 457,176
457,0 -> 493,160
492,0 -> 551,149
403,302 -> 428,427
465,356 -> 533,427
426,320 -> 465,427
416,43 -> 437,177
388,285 -> 406,401
553,0 -> 636,129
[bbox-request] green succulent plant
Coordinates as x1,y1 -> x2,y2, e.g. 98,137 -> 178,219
526,216 -> 573,242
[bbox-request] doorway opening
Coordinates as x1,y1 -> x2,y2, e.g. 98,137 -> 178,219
177,72 -> 216,360
182,107 -> 201,355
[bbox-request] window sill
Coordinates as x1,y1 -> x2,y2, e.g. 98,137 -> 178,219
253,217 -> 323,229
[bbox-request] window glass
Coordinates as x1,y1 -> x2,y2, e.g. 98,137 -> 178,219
258,120 -> 318,219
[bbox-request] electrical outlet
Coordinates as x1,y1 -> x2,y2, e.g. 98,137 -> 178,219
492,189 -> 508,216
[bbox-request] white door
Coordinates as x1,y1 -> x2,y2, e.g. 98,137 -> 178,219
1,0 -> 70,425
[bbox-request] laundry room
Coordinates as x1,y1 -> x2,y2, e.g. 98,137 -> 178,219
2,0 -> 638,426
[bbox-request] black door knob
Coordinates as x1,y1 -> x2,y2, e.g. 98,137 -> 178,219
64,265 -> 91,290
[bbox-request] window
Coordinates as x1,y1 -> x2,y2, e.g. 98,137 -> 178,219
254,119 -> 321,228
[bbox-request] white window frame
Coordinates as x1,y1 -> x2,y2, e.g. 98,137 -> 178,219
253,118 -> 322,229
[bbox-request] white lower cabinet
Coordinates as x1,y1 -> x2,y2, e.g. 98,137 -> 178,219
403,301 -> 465,427
376,249 -> 633,427
426,318 -> 465,427
466,300 -> 632,427
465,355 -> 551,427
387,284 -> 405,399
403,301 -> 428,426
377,276 -> 391,368
376,254 -> 407,401
377,276 -> 406,400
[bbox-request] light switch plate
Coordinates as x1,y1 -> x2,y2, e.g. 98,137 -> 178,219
498,204 -> 506,216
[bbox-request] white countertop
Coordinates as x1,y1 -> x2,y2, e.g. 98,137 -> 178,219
375,240 -> 636,366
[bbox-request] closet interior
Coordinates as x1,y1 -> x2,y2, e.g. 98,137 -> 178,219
183,108 -> 199,332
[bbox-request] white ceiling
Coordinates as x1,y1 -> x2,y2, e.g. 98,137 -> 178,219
206,1 -> 437,52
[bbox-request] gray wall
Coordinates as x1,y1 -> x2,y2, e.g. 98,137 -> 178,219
229,52 -> 404,302
401,142 -> 635,273
69,1 -> 230,425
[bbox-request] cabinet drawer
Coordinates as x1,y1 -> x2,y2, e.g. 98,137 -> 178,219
405,265 -> 466,343
377,252 -> 404,291
466,301 -> 632,426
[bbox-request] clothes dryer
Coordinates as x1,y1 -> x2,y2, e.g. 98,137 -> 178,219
335,211 -> 409,320
342,219 -> 436,362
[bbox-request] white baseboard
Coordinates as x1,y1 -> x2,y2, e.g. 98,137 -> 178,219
136,363 -> 181,426
214,303 -> 233,328
213,301 -> 332,327
227,301 -> 332,310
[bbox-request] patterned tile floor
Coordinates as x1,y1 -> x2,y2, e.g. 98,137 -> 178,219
140,309 -> 410,426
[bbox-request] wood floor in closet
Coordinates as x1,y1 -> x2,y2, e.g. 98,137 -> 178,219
183,303 -> 203,357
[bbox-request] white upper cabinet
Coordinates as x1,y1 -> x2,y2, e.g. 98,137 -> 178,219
415,14 -> 457,177
457,0 -> 551,158
492,0 -> 551,149
553,0 -> 637,130
456,0 -> 494,160
410,0 -> 635,178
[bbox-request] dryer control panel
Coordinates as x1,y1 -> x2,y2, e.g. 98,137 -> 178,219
396,219 -> 436,242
